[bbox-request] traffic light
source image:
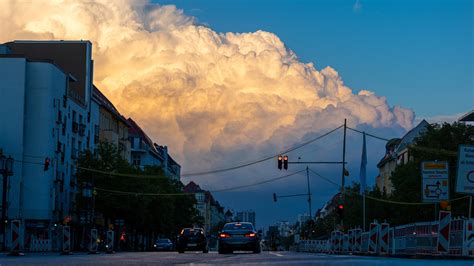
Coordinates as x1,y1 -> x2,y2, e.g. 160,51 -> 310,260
277,155 -> 283,170
44,157 -> 50,171
283,155 -> 288,170
337,204 -> 344,220
273,193 -> 277,202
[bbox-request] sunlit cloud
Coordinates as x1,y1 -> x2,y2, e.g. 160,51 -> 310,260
0,0 -> 413,181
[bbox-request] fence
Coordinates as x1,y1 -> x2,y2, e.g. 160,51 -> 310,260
298,211 -> 474,258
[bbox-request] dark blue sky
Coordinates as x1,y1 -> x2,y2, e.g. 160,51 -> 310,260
155,0 -> 473,118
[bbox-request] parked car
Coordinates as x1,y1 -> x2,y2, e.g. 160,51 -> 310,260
153,238 -> 173,251
218,222 -> 261,254
176,228 -> 209,253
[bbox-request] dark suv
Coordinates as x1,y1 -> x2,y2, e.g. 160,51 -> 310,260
218,222 -> 261,254
176,228 -> 209,253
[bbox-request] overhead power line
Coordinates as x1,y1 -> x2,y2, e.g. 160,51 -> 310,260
211,169 -> 306,193
308,168 -> 469,206
181,125 -> 343,177
94,169 -> 306,197
76,166 -> 170,179
6,125 -> 342,179
346,127 -> 390,141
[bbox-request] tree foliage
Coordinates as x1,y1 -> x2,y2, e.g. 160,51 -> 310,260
75,142 -> 199,238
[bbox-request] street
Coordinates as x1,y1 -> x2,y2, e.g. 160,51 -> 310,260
0,251 -> 472,266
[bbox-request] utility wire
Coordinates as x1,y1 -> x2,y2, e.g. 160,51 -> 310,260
308,168 -> 340,188
76,166 -> 170,179
308,168 -> 469,206
211,169 -> 306,193
346,127 -> 390,141
181,125 -> 343,177
5,125 -> 342,179
94,169 -> 306,197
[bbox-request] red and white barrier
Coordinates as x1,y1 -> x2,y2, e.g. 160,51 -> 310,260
354,228 -> 362,253
9,220 -> 23,255
106,230 -> 115,253
437,211 -> 451,254
466,220 -> 474,256
89,229 -> 98,254
379,223 -> 389,254
368,222 -> 379,253
348,230 -> 354,252
61,226 -> 72,255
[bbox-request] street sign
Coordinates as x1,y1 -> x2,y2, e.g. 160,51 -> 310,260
421,161 -> 449,202
455,145 -> 474,194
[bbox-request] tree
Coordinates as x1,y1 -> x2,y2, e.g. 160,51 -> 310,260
75,142 -> 199,249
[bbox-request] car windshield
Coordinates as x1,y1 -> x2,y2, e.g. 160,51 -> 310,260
223,223 -> 253,230
182,229 -> 203,236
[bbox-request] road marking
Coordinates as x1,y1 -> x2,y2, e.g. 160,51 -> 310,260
269,252 -> 284,257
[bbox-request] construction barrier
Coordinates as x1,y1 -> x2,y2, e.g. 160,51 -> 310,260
354,228 -> 362,253
335,231 -> 342,252
348,230 -> 353,252
106,230 -> 115,253
89,229 -> 98,254
379,223 -> 389,254
342,233 -> 349,252
61,226 -> 71,255
30,239 -> 52,252
368,222 -> 379,253
449,218 -> 465,256
466,220 -> 474,256
9,220 -> 23,255
298,212 -> 474,258
437,211 -> 451,254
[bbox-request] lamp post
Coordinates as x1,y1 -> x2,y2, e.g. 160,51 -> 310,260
1,155 -> 14,251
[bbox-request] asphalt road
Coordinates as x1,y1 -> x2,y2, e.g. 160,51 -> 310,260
0,251 -> 472,266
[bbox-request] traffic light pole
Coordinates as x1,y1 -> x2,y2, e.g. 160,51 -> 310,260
306,166 -> 312,218
341,119 -> 347,192
1,170 -> 8,251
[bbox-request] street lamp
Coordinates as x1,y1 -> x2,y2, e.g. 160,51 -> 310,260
1,155 -> 14,251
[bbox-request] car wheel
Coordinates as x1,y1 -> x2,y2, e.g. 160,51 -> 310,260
253,247 -> 261,254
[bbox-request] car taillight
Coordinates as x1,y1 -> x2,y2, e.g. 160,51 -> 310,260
219,233 -> 231,238
245,233 -> 256,238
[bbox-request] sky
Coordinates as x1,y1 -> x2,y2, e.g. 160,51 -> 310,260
156,0 -> 473,119
1,0 -> 472,229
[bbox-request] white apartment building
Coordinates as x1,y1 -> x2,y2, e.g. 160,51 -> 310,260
0,40 -> 94,249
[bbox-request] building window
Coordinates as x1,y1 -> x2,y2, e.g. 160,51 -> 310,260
133,155 -> 141,166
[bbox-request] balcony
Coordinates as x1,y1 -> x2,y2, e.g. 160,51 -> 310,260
78,123 -> 86,136
71,148 -> 79,159
56,110 -> 62,124
72,121 -> 79,133
56,141 -> 62,153
100,130 -> 119,144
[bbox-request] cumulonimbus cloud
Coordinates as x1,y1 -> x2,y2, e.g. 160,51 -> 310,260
0,0 -> 414,174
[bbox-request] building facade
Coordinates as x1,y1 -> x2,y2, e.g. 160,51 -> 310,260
91,86 -> 131,162
235,210 -> 256,227
0,41 -> 94,249
183,181 -> 226,234
128,118 -> 180,180
376,120 -> 430,194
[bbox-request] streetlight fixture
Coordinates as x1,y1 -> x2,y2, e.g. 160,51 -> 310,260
1,154 -> 14,251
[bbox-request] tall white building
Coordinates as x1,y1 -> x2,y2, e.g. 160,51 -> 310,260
235,210 -> 256,227
0,41 -> 94,249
